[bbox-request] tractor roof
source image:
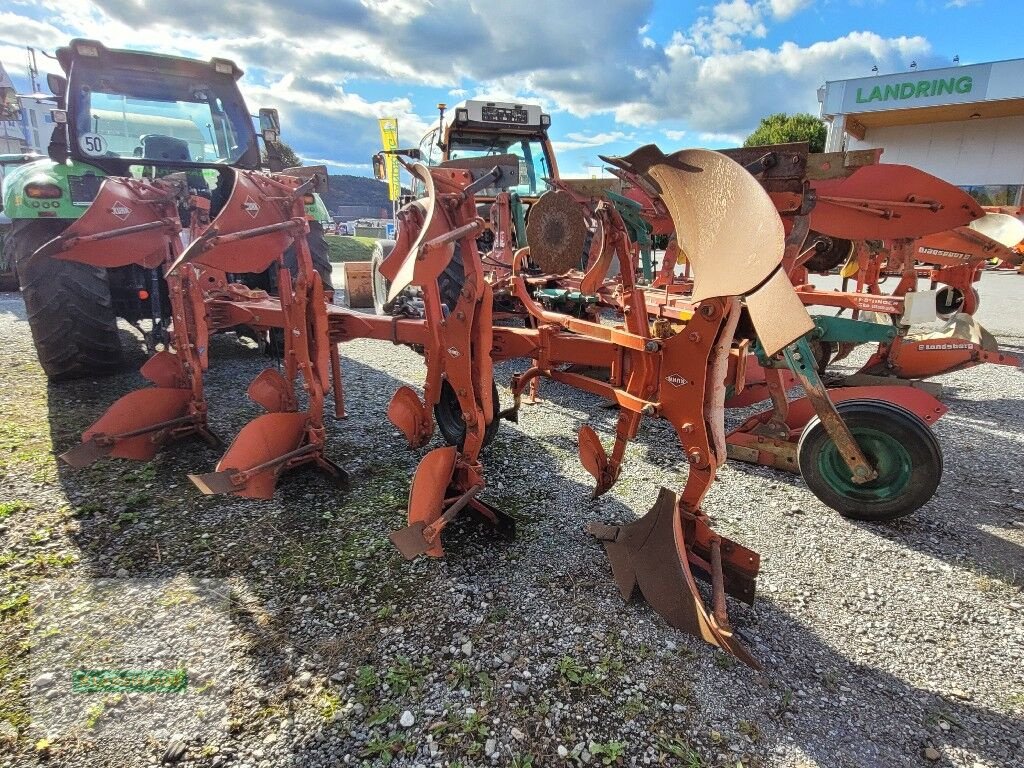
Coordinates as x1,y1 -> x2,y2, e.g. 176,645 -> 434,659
56,39 -> 244,81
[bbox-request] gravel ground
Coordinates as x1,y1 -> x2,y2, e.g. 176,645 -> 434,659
0,270 -> 1022,768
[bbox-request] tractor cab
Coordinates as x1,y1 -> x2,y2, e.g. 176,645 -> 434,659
52,39 -> 260,178
416,100 -> 558,203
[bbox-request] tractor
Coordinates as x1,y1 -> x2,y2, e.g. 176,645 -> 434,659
2,39 -> 332,380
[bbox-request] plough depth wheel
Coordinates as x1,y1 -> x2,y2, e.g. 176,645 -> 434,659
797,399 -> 942,521
434,379 -> 500,451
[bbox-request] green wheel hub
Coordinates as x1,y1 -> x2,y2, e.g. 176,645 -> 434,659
816,427 -> 913,503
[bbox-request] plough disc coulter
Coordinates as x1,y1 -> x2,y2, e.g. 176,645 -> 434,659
54,144 -> 972,667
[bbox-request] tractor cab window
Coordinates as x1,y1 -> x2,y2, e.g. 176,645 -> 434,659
70,66 -> 253,166
409,127 -> 442,198
447,132 -> 552,198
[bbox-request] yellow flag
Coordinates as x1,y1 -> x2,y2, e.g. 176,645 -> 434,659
378,118 -> 400,202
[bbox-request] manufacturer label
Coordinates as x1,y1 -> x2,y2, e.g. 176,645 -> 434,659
243,196 -> 260,218
665,374 -> 688,387
917,343 -> 973,351
110,201 -> 131,221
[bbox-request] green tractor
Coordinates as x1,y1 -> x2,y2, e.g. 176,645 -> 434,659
0,152 -> 44,290
2,39 -> 332,380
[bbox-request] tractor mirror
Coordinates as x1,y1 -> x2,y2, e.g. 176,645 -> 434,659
258,108 -> 281,143
372,154 -> 387,181
47,74 -> 67,99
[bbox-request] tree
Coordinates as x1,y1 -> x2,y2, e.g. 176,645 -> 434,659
261,140 -> 302,168
744,113 -> 826,153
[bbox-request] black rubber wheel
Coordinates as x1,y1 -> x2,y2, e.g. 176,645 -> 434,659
797,399 -> 942,521
283,220 -> 333,289
809,339 -> 834,376
0,225 -> 18,291
12,218 -> 122,380
370,239 -> 395,315
438,241 -> 466,312
804,233 -> 853,273
434,379 -> 500,451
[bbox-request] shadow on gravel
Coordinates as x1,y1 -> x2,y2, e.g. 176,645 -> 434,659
33,334 -> 1024,767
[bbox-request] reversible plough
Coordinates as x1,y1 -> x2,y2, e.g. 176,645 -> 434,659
47,146 -> 982,665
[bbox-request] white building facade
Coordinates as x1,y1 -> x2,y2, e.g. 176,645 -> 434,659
819,58 -> 1024,206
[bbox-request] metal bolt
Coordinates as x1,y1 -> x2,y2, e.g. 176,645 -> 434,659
699,305 -> 716,318
644,340 -> 660,352
456,311 -> 465,320
681,422 -> 694,434
688,331 -> 701,343
688,450 -> 703,465
641,404 -> 656,416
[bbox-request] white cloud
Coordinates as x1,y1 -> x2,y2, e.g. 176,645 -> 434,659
769,0 -> 814,19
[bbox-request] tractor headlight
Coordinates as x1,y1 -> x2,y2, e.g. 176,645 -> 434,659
25,182 -> 63,199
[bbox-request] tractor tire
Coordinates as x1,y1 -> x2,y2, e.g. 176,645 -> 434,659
12,218 -> 122,380
797,399 -> 942,521
283,220 -> 333,289
370,239 -> 396,315
438,242 -> 466,312
434,379 -> 501,451
804,233 -> 853,273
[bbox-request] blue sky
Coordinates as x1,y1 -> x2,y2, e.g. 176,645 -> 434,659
1,0 -> 1020,178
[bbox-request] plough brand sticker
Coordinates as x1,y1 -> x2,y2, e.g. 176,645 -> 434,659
110,201 -> 131,220
918,342 -> 973,351
243,196 -> 260,218
665,374 -> 688,387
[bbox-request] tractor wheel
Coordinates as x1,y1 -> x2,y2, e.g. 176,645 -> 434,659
12,218 -> 122,380
434,379 -> 501,451
283,220 -> 333,289
797,399 -> 942,521
438,242 -> 466,312
370,239 -> 396,315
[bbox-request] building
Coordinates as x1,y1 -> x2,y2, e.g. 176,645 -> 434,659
819,58 -> 1024,206
0,94 -> 55,154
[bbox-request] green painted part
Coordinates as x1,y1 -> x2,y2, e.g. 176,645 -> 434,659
754,316 -> 896,368
510,191 -> 527,247
814,426 -> 913,503
782,337 -> 822,382
606,190 -> 653,281
306,193 -> 331,226
534,287 -> 597,306
2,158 -> 107,221
811,314 -> 897,344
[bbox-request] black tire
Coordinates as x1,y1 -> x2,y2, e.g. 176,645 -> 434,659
12,218 -> 122,380
804,233 -> 853,273
797,399 -> 942,521
371,239 -> 395,315
283,220 -> 333,289
434,379 -> 500,451
438,241 -> 466,312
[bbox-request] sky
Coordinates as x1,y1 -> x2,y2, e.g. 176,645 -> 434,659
1,0 -> 1021,178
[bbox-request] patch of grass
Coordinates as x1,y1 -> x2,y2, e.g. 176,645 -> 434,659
385,656 -> 423,696
360,733 -> 417,764
590,740 -> 627,765
448,660 -> 473,689
0,501 -> 31,519
319,690 -> 343,721
737,720 -> 761,743
366,703 -> 399,728
655,735 -> 704,766
325,234 -> 376,263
